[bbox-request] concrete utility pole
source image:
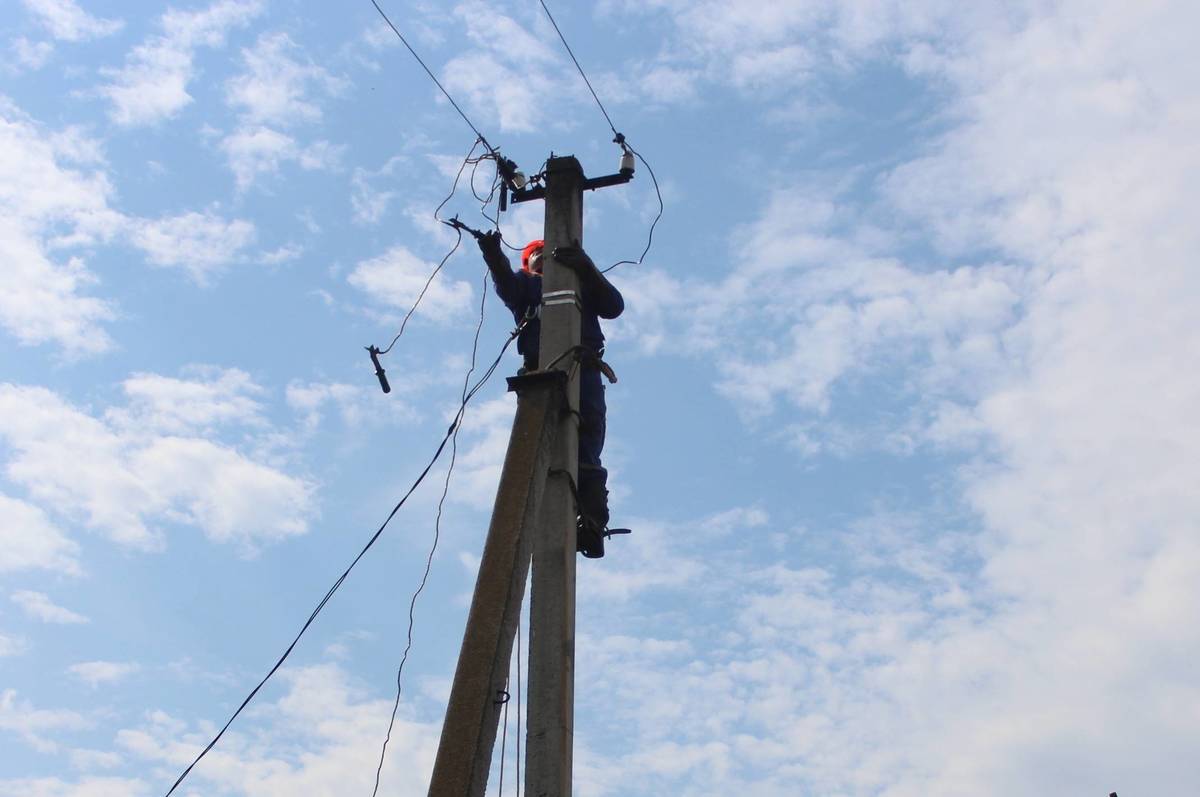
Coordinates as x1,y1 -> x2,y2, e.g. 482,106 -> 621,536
426,370 -> 562,797
427,155 -> 623,797
525,155 -> 585,797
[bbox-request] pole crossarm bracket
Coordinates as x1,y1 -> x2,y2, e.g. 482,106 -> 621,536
509,161 -> 631,206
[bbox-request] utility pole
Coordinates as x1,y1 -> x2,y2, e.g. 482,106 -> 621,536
526,155 -> 585,796
426,154 -> 628,797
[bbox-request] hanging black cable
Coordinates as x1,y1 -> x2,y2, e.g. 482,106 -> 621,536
375,136 -> 491,360
375,229 -> 463,357
371,267 -> 491,797
160,321 -> 523,797
369,0 -> 499,157
516,617 -> 522,793
433,137 -> 487,224
601,142 -> 664,274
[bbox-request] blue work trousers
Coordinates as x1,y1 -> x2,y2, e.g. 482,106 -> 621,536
579,367 -> 606,468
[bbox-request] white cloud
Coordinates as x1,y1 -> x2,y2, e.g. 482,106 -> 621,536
348,245 -> 474,323
109,367 -> 265,435
436,1 -> 582,134
128,211 -> 257,282
286,381 -> 374,432
97,0 -> 264,126
349,156 -> 406,225
220,126 -> 340,191
11,591 -> 88,624
0,690 -> 88,754
0,100 -> 120,355
259,243 -> 303,264
0,100 -> 268,349
609,0 -> 960,104
114,664 -> 439,796
20,0 -> 122,42
0,633 -> 28,658
226,31 -> 345,126
0,776 -> 147,797
10,37 -> 54,70
66,661 -> 140,687
447,393 -> 515,510
67,749 -> 123,772
219,31 -> 345,190
0,377 -> 313,552
0,494 -> 81,575
584,1 -> 1200,794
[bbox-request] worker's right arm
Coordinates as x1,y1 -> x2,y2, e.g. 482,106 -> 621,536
478,230 -> 520,304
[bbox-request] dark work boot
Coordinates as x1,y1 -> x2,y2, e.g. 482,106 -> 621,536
576,465 -> 610,559
577,516 -> 605,559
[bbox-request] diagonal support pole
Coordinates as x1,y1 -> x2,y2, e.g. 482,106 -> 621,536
427,372 -> 564,797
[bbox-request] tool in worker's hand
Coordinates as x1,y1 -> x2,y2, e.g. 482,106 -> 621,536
441,215 -> 486,240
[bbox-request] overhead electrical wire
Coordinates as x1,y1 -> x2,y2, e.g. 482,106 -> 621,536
536,0 -> 665,274
369,0 -> 498,157
165,3 -> 676,792
161,321 -> 523,797
538,0 -> 619,139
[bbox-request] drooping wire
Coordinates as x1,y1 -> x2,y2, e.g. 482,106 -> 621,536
516,616 -> 522,794
369,0 -> 498,158
536,0 -> 665,274
498,671 -> 510,796
434,136 -> 488,224
160,321 -> 523,797
378,137 -> 491,358
600,143 -> 663,274
376,229 -> 463,356
371,267 -> 492,796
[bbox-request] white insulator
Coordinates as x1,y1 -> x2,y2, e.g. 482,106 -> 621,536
619,150 -> 635,176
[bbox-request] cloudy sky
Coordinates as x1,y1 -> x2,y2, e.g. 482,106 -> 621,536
2,0 -> 1198,795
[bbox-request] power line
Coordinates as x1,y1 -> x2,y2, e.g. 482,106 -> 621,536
161,322 -> 523,797
536,0 -> 665,274
537,0 -> 619,139
369,0 -> 498,156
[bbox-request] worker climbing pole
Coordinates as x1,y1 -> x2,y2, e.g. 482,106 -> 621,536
428,152 -> 636,797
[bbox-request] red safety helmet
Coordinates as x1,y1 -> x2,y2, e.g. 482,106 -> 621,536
521,239 -> 544,273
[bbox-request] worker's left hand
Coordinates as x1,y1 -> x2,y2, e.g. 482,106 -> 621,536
552,245 -> 595,273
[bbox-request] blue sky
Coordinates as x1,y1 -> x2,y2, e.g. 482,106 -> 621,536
2,1 -> 1198,795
